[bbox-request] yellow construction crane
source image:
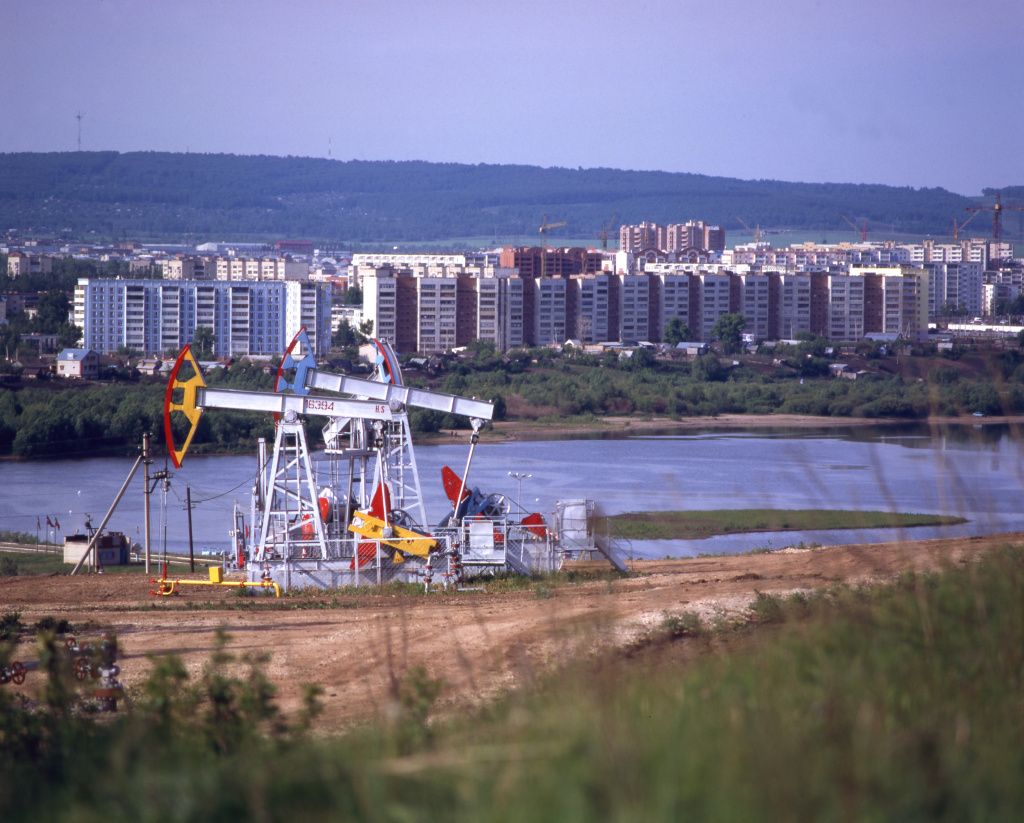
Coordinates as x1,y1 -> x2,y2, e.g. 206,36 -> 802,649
597,213 -> 619,250
539,214 -> 567,235
951,209 -> 981,241
736,216 -> 762,243
841,215 -> 868,242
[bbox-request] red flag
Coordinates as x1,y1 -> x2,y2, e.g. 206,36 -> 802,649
55,518 -> 61,531
46,515 -> 54,528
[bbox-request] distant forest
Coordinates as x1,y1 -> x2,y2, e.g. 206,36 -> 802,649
0,151 -> 1017,245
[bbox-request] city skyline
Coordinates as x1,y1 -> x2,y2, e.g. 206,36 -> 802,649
3,0 -> 1022,196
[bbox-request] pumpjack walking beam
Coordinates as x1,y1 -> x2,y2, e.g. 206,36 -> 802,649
164,345 -> 401,564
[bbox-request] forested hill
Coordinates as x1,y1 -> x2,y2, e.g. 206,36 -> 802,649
0,151 -> 1008,244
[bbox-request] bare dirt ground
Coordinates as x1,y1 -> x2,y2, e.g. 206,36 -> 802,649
3,531 -> 1021,732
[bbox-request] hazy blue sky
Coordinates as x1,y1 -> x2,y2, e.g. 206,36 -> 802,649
3,0 -> 1021,194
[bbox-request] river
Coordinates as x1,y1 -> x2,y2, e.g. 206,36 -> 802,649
1,423 -> 1021,559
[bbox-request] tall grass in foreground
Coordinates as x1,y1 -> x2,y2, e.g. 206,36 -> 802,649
3,548 -> 1024,821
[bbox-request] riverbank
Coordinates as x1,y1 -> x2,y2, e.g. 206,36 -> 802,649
420,412 -> 1024,443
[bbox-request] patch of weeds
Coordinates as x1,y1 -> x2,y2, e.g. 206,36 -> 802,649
660,610 -> 705,639
33,616 -> 73,635
534,583 -> 553,600
0,610 -> 24,641
749,591 -> 786,624
0,557 -> 19,577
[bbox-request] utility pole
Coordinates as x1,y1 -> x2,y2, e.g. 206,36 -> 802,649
143,432 -> 152,574
186,485 -> 195,572
75,111 -> 84,151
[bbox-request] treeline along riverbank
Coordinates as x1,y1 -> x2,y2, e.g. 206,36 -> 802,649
3,341 -> 1024,459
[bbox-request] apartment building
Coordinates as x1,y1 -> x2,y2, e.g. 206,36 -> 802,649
498,247 -> 602,279
416,277 -> 459,354
651,273 -> 691,342
619,222 -> 665,254
690,273 -> 734,341
665,221 -> 726,253
926,261 -> 983,317
213,256 -> 307,282
569,274 -> 613,342
474,273 -> 524,351
615,274 -> 651,343
827,275 -> 866,341
777,274 -> 813,339
533,277 -> 567,346
7,252 -> 54,278
351,253 -> 467,269
737,273 -> 771,341
74,278 -> 330,357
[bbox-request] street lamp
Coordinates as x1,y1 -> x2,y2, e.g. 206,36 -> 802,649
508,471 -> 532,514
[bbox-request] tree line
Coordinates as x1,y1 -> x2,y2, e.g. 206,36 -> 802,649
2,342 -> 1022,459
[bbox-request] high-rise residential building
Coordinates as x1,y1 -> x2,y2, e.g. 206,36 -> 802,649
665,221 -> 726,254
73,278 -> 331,357
361,267 -> 399,347
619,222 -> 665,254
416,276 -> 459,354
926,261 -> 983,317
570,274 -> 613,342
474,272 -> 524,351
498,247 -> 602,279
651,273 -> 691,342
618,274 -> 653,343
827,275 -> 866,341
532,277 -> 567,345
693,273 -> 734,341
777,274 -> 813,339
737,273 -> 771,341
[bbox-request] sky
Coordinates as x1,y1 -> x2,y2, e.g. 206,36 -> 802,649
2,0 -> 1022,195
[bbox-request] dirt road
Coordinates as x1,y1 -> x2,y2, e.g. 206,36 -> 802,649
3,532 -> 1019,731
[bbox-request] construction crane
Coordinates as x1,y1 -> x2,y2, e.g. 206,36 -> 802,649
951,209 -> 981,241
965,192 -> 1024,240
736,216 -> 762,243
841,215 -> 869,242
538,214 -> 567,235
597,213 -> 619,250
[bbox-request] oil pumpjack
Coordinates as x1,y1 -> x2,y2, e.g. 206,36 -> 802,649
163,330 -> 574,590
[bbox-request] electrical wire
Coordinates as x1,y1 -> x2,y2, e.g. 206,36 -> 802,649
188,456 -> 270,506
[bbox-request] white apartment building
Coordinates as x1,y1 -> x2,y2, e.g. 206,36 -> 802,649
416,277 -> 459,354
533,277 -> 567,346
827,275 -> 865,341
351,253 -> 467,269
73,278 -> 330,357
653,273 -> 690,342
737,273 -> 771,341
475,273 -> 524,351
778,274 -> 813,339
926,261 -> 983,317
360,268 -> 398,344
694,273 -> 733,341
618,274 -> 651,343
572,274 -> 611,342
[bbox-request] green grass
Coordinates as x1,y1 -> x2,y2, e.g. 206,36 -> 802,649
0,550 -> 156,577
601,508 -> 967,540
4,544 -> 1024,819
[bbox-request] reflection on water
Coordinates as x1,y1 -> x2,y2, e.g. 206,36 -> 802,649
1,424 -> 1021,558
